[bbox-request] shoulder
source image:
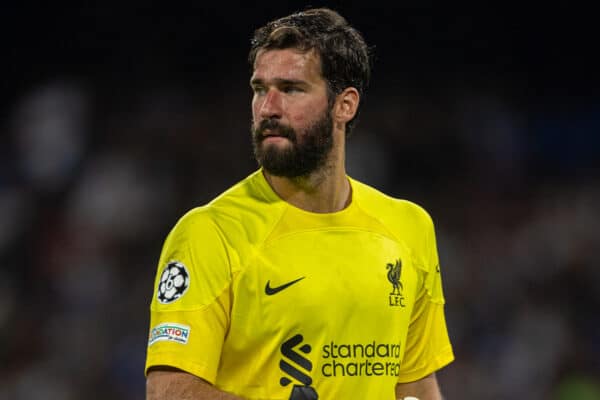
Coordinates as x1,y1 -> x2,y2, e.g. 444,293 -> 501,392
351,178 -> 435,231
351,178 -> 440,278
169,170 -> 286,246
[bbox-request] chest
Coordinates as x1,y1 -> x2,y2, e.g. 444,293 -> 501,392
231,229 -> 420,340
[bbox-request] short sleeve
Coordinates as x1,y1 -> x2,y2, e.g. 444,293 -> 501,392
422,214 -> 445,304
397,215 -> 454,382
144,208 -> 233,383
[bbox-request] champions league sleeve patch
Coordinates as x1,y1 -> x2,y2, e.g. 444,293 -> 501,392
157,261 -> 190,304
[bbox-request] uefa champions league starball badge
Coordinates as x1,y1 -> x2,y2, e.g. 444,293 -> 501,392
157,261 -> 190,303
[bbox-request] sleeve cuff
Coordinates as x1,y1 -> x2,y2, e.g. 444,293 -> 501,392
145,352 -> 217,384
396,345 -> 455,383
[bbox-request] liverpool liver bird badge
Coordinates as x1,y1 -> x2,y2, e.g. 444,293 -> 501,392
386,259 -> 403,296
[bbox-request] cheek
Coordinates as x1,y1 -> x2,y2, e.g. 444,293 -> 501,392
287,104 -> 307,123
251,98 -> 261,121
291,101 -> 327,126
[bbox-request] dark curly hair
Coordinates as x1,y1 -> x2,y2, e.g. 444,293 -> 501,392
249,8 -> 372,134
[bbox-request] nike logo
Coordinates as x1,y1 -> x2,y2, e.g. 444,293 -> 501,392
265,277 -> 305,295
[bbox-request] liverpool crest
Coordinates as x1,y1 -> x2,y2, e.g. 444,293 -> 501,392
386,259 -> 405,307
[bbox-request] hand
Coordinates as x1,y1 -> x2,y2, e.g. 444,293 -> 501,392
288,384 -> 318,400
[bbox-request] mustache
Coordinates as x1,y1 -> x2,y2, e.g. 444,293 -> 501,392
254,119 -> 297,141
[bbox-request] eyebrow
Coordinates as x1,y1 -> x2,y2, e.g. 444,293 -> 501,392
250,78 -> 308,87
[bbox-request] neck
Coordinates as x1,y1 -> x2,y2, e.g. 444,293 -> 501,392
263,146 -> 351,213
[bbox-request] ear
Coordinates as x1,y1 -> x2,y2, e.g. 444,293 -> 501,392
333,87 -> 360,125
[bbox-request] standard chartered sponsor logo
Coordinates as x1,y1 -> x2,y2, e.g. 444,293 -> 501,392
321,341 -> 401,377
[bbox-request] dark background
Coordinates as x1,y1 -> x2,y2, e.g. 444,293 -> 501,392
1,2 -> 599,399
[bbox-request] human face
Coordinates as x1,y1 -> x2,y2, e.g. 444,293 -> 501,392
250,49 -> 334,178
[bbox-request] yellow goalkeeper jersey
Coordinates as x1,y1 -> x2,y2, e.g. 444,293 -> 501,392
145,169 -> 454,399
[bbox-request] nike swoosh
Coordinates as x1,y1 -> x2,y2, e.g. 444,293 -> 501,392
265,277 -> 305,295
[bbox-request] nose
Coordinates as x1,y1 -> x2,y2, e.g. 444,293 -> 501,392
258,89 -> 283,120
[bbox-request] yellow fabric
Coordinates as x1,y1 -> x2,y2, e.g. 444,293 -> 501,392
145,169 -> 454,399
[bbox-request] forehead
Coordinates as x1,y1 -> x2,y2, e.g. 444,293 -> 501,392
252,48 -> 324,82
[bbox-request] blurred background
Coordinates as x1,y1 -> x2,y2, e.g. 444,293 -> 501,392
1,2 -> 599,399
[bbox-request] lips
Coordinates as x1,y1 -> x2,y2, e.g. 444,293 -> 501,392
259,128 -> 291,143
262,128 -> 282,137
261,134 -> 289,144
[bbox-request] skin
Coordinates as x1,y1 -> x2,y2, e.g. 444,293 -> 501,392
396,373 -> 443,400
250,48 -> 355,213
147,369 -> 243,400
146,48 -> 444,400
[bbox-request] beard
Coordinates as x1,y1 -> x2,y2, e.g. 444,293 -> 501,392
252,109 -> 334,178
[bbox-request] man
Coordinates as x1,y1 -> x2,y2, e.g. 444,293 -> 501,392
145,8 -> 454,400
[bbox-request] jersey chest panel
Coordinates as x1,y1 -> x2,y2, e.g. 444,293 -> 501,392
217,228 -> 418,398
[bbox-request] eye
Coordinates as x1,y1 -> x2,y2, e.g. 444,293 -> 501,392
252,85 -> 267,96
282,85 -> 303,94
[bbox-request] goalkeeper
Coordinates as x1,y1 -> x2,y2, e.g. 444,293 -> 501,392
145,7 -> 454,400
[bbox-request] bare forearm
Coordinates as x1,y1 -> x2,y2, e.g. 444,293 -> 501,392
395,373 -> 443,400
147,370 -> 245,400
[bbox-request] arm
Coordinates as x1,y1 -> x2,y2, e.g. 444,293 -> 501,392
395,373 -> 443,400
396,212 -> 453,400
147,368 -> 245,400
146,212 -> 234,397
